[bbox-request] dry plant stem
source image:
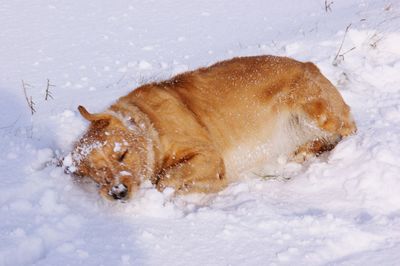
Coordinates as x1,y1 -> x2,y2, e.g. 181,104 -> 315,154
341,47 -> 356,56
384,4 -> 392,12
325,0 -> 333,12
334,23 -> 351,60
22,80 -> 36,115
45,79 -> 55,100
252,172 -> 278,179
333,23 -> 356,66
370,35 -> 384,48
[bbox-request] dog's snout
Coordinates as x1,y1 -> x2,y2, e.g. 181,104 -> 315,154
64,166 -> 71,174
109,184 -> 128,200
64,166 -> 74,174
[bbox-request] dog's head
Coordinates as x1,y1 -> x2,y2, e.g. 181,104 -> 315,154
69,105 -> 151,201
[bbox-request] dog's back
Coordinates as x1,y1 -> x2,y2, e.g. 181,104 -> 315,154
118,56 -> 356,178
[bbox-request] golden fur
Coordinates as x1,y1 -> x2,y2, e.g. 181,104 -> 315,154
70,55 -> 356,200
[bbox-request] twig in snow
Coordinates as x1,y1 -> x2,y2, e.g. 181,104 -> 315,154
369,33 -> 384,49
0,116 -> 20,130
332,23 -> 356,66
253,172 -> 278,180
384,3 -> 392,12
22,80 -> 36,115
45,79 -> 55,100
325,0 -> 334,12
252,172 -> 291,181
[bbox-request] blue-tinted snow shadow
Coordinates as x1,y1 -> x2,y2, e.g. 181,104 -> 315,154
31,216 -> 148,265
0,89 -> 32,138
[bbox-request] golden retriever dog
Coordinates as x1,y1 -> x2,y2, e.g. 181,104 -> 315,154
69,55 -> 356,200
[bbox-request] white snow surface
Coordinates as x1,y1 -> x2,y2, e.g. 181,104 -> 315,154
1,0 -> 400,265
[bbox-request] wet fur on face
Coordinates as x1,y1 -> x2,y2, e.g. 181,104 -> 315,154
71,110 -> 154,200
70,55 -> 356,200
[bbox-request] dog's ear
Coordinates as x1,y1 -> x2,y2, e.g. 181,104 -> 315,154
78,105 -> 111,122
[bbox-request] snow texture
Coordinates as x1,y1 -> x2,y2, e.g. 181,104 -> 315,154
1,0 -> 400,265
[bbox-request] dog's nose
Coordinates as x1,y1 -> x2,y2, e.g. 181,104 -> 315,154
109,184 -> 128,200
64,166 -> 71,174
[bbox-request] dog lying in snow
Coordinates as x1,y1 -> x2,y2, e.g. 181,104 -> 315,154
68,55 -> 356,200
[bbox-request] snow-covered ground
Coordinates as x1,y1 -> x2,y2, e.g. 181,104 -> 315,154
1,0 -> 400,265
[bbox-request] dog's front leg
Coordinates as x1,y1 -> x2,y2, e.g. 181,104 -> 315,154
155,149 -> 228,194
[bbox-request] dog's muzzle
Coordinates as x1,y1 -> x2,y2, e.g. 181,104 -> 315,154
109,183 -> 128,200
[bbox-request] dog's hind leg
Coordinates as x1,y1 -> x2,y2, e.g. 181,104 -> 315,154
290,97 -> 356,162
300,64 -> 357,137
292,137 -> 341,162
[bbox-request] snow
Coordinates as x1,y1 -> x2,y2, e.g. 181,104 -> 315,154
1,0 -> 400,265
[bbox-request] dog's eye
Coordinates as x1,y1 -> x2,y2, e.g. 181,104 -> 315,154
98,167 -> 108,175
118,150 -> 128,162
104,176 -> 112,185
